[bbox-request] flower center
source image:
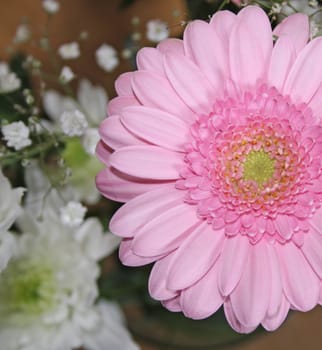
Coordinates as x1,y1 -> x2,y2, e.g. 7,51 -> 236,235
242,149 -> 275,187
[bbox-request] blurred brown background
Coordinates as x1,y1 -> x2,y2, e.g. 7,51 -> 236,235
1,1 -> 322,349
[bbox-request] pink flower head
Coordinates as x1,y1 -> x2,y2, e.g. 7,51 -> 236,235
96,6 -> 322,333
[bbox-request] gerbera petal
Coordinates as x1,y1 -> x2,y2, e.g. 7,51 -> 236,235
96,167 -> 167,203
278,242 -> 319,311
308,83 -> 322,119
109,145 -> 184,180
262,296 -> 290,332
120,106 -> 189,152
162,296 -> 181,312
230,242 -> 270,327
166,222 -> 224,290
132,204 -> 200,257
218,235 -> 250,296
149,254 -> 177,300
109,184 -> 184,238
164,52 -> 217,115
96,141 -> 112,165
273,13 -> 309,54
115,72 -> 134,96
284,37 -> 322,104
157,38 -> 184,55
224,300 -> 258,334
301,228 -> 322,278
119,238 -> 162,266
131,70 -> 195,123
229,6 -> 273,89
210,10 -> 236,38
180,261 -> 223,319
99,115 -> 146,150
137,47 -> 164,74
107,96 -> 140,116
184,20 -> 226,88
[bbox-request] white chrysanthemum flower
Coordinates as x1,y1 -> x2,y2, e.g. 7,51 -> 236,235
82,128 -> 100,155
42,0 -> 60,14
2,121 -> 31,150
0,171 -> 24,272
0,72 -> 21,94
146,19 -> 169,42
60,110 -> 88,136
95,44 -> 119,72
60,201 -> 87,227
14,24 -> 31,43
0,200 -> 129,350
59,66 -> 75,84
58,42 -> 80,60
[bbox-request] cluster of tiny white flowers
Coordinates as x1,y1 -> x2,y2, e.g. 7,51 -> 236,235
60,201 -> 87,227
95,44 -> 119,72
42,0 -> 60,14
58,42 -> 80,60
81,128 -> 100,155
2,121 -> 32,151
0,62 -> 21,94
146,19 -> 169,42
14,23 -> 31,43
60,109 -> 88,136
59,66 -> 75,83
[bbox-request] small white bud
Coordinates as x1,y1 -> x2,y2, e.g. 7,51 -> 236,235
60,201 -> 87,227
59,66 -> 75,84
146,19 -> 169,43
2,121 -> 32,150
58,42 -> 80,60
42,0 -> 60,14
95,44 -> 119,72
60,110 -> 88,136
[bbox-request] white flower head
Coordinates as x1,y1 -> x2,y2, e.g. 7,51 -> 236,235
2,121 -> 32,150
146,19 -> 169,42
43,0 -> 60,14
95,44 -> 119,72
58,42 -> 80,60
59,66 -> 75,84
60,201 -> 87,227
0,72 -> 21,94
0,62 -> 9,76
14,23 -> 31,43
60,109 -> 88,136
81,128 -> 100,155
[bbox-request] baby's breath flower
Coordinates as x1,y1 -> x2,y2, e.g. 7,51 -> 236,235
60,201 -> 87,227
0,73 -> 21,94
58,42 -> 80,60
14,23 -> 31,43
59,66 -> 75,84
2,121 -> 32,151
60,110 -> 88,136
0,62 -> 9,76
42,0 -> 60,14
95,44 -> 119,72
146,19 -> 169,42
81,128 -> 100,155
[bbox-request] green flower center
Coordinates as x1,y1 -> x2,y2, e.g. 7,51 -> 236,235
243,149 -> 275,187
0,259 -> 57,316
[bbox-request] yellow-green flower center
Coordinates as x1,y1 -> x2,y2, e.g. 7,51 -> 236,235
243,149 -> 275,187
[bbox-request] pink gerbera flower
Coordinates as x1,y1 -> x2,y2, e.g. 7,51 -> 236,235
96,6 -> 322,333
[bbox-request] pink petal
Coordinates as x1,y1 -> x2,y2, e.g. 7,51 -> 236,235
96,167 -> 167,203
301,229 -> 322,278
274,214 -> 293,240
157,38 -> 184,55
109,184 -> 184,238
218,235 -> 250,296
137,47 -> 164,74
96,141 -> 112,165
268,36 -> 296,91
273,13 -> 309,54
184,20 -> 226,89
109,145 -> 183,180
164,52 -> 216,115
308,83 -> 322,119
180,260 -> 223,319
210,10 -> 236,39
107,96 -> 140,116
166,222 -> 224,290
262,296 -> 290,332
149,254 -> 177,300
229,6 -> 273,89
224,299 -> 258,334
132,204 -> 200,257
278,242 -> 319,311
230,242 -> 270,327
99,115 -> 146,150
161,296 -> 181,312
131,70 -> 195,123
119,238 -> 162,266
115,72 -> 134,96
121,106 -> 189,152
284,37 -> 322,104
